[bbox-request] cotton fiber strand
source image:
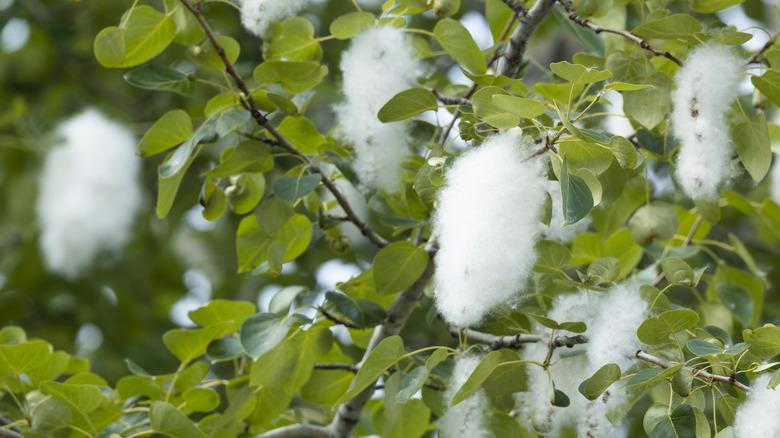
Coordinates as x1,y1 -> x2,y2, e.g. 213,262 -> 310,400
543,179 -> 590,243
672,43 -> 743,200
37,110 -> 142,279
733,374 -> 780,437
518,285 -> 647,438
239,0 -> 310,37
433,132 -> 546,327
439,355 -> 491,438
336,26 -> 417,193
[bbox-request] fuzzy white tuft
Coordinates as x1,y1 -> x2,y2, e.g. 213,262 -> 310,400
518,284 -> 648,437
37,110 -> 142,279
336,26 -> 417,193
543,179 -> 590,243
733,374 -> 780,437
239,0 -> 310,38
433,132 -> 546,327
672,43 -> 743,200
440,355 -> 492,438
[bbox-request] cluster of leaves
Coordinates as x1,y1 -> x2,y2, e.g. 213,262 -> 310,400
7,0 -> 780,436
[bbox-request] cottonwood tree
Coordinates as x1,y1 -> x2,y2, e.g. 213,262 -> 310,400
6,0 -> 780,436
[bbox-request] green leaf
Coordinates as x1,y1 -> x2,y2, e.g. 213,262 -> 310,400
491,95 -> 547,119
338,336 -> 405,402
552,388 -> 570,407
265,17 -> 322,62
434,18 -> 486,74
628,364 -> 683,386
228,173 -> 265,214
278,116 -> 326,154
578,363 -> 621,400
0,340 -> 52,375
550,61 -> 611,83
686,339 -> 723,356
610,136 -> 640,169
451,351 -> 501,406
201,35 -> 240,70
717,283 -> 753,326
535,240 -> 572,273
373,242 -> 429,295
632,14 -> 702,40
273,174 -> 322,202
162,327 -> 220,363
330,12 -> 375,39
637,309 -> 700,345
661,257 -> 695,286
40,382 -> 104,414
744,325 -> 780,359
378,88 -> 438,122
650,404 -> 696,438
629,203 -> 679,244
124,65 -> 193,96
189,300 -> 256,336
622,73 -> 672,130
181,387 -> 220,414
560,158 -> 594,225
240,313 -> 299,360
150,401 -> 208,438
585,257 -> 620,284
752,69 -> 780,107
472,86 -> 519,128
139,110 -> 193,157
253,61 -> 328,93
156,145 -> 200,218
732,112 -> 771,183
207,142 -> 273,178
324,291 -> 387,329
94,6 -> 176,68
397,366 -> 428,402
689,0 -> 745,13
268,286 -> 307,315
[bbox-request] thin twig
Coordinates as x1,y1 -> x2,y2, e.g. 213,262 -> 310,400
315,363 -> 359,373
432,89 -> 470,106
178,0 -> 388,248
498,0 -> 558,78
558,0 -> 683,66
635,350 -> 750,393
748,29 -> 780,64
318,307 -> 364,330
452,327 -> 589,350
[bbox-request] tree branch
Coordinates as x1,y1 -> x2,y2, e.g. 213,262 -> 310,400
451,327 -> 588,349
748,28 -> 780,64
498,0 -> 557,78
318,307 -> 365,330
634,350 -> 751,393
326,261 -> 435,437
315,363 -> 359,373
558,0 -> 683,66
178,0 -> 388,248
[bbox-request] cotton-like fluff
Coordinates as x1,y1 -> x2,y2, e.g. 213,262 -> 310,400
37,110 -> 142,279
518,285 -> 648,438
433,132 -> 546,327
672,43 -> 743,200
543,180 -> 590,243
239,0 -> 310,38
439,355 -> 492,438
336,26 -> 417,193
733,374 -> 780,437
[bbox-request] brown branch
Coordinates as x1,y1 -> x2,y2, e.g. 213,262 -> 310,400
432,89 -> 470,106
635,350 -> 751,393
558,0 -> 683,66
327,262 -> 435,437
498,0 -> 558,78
178,0 -> 388,248
452,327 -> 588,349
501,0 -> 528,16
748,29 -> 780,64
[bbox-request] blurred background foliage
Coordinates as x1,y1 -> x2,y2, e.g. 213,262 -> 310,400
2,0 -> 780,385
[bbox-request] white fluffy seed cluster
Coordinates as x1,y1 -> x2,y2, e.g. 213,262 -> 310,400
439,355 -> 492,438
519,284 -> 648,437
36,110 -> 142,279
543,179 -> 590,243
433,132 -> 546,327
336,26 -> 417,193
672,43 -> 743,200
239,0 -> 310,38
733,374 -> 780,437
